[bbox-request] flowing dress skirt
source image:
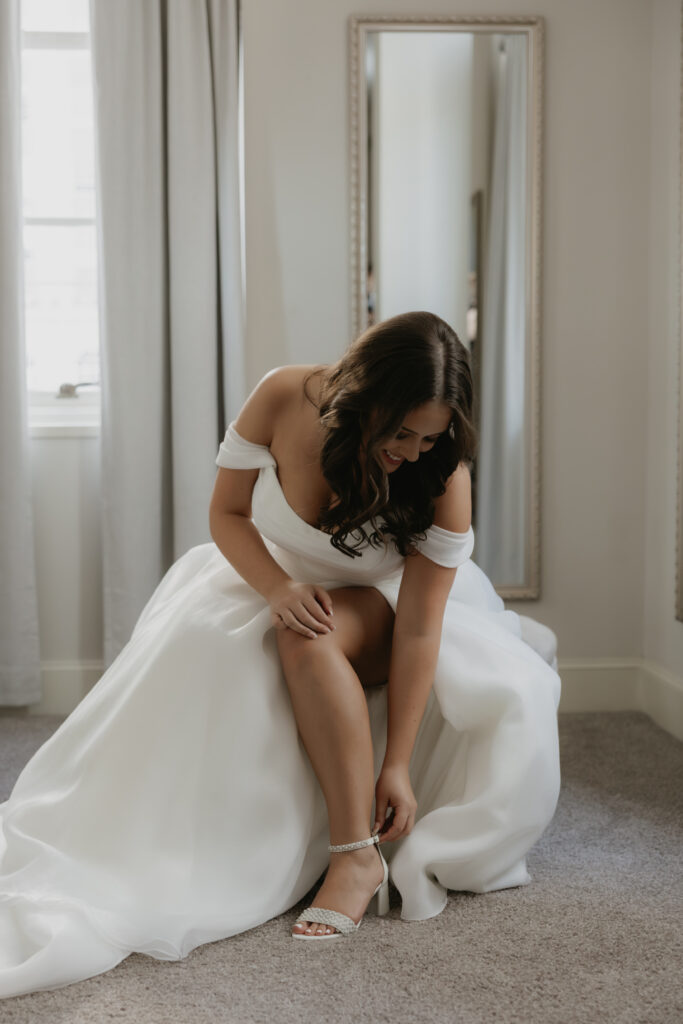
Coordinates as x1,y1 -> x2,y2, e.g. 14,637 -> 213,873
0,488 -> 561,997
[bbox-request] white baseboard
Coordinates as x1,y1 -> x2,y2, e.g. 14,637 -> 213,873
635,659 -> 683,742
28,661 -> 104,716
557,657 -> 683,742
558,658 -> 640,712
4,657 -> 683,744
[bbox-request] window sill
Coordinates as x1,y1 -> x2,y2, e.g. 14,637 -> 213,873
30,423 -> 99,439
29,393 -> 100,438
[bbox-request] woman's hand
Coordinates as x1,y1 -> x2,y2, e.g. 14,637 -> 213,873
268,580 -> 336,639
373,762 -> 417,843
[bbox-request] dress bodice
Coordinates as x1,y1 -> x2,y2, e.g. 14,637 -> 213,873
215,420 -> 474,585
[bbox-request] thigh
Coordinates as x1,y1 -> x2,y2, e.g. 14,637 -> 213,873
275,586 -> 395,688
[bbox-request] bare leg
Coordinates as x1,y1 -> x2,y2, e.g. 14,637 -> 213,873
276,586 -> 393,936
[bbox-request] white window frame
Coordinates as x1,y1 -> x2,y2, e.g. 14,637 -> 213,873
22,28 -> 101,435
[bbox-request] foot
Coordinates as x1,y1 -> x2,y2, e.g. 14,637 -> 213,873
292,843 -> 386,937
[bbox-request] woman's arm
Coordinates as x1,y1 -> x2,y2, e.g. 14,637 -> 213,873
373,553 -> 457,840
209,368 -> 335,636
209,368 -> 293,601
374,463 -> 472,841
383,555 -> 458,767
210,505 -> 292,603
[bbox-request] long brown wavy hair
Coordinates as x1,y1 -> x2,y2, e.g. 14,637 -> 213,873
303,311 -> 477,559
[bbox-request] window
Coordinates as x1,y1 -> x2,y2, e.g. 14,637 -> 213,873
21,0 -> 100,420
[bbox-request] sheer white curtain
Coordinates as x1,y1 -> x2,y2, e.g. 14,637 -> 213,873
90,0 -> 245,666
0,0 -> 41,705
476,34 -> 527,584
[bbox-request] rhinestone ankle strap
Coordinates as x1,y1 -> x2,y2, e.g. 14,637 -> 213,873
328,835 -> 380,853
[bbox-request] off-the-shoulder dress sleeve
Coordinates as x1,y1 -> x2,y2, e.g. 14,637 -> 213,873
414,523 -> 475,568
215,422 -> 474,567
215,420 -> 277,470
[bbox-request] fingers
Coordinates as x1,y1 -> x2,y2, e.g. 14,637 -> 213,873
313,587 -> 335,618
373,796 -> 389,837
377,805 -> 416,844
287,590 -> 336,639
301,596 -> 336,634
279,600 -> 336,640
270,584 -> 336,640
378,808 -> 408,844
279,608 -> 325,640
303,591 -> 335,633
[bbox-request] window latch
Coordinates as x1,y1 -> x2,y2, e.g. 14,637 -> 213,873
56,382 -> 100,398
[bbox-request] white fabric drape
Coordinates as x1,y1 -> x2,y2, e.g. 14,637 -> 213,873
0,0 -> 41,704
476,35 -> 527,584
90,0 -> 244,666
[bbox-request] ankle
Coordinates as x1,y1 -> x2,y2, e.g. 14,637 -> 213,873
329,844 -> 381,868
328,831 -> 377,850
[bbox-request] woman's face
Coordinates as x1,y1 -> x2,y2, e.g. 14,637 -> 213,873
376,400 -> 452,472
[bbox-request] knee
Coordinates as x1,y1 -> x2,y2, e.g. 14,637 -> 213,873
275,625 -> 332,670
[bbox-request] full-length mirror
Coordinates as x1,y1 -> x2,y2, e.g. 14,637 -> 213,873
350,16 -> 544,598
678,37 -> 683,622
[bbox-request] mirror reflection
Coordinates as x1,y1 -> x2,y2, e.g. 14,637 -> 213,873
354,24 -> 540,594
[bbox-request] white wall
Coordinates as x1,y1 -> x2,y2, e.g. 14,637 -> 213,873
29,431 -> 103,712
242,0 -> 654,656
645,0 -> 683,682
17,0 -> 683,716
31,434 -> 102,658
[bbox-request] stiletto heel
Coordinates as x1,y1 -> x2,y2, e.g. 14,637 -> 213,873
367,876 -> 390,917
292,834 -> 389,940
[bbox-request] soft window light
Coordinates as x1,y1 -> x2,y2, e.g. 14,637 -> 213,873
21,0 -> 100,397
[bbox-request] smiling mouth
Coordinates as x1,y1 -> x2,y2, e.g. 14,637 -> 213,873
382,449 -> 403,465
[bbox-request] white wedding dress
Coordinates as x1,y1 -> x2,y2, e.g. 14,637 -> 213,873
0,423 -> 561,999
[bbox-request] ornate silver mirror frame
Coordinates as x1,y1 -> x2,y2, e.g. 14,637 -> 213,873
677,18 -> 683,622
349,14 -> 544,600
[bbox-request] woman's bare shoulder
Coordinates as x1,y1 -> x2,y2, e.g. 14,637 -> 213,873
267,364 -> 330,413
233,365 -> 327,446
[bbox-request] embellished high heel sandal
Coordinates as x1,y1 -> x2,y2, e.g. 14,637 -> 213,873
292,834 -> 390,941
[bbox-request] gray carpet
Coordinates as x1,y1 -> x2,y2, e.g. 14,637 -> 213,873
0,710 -> 681,1024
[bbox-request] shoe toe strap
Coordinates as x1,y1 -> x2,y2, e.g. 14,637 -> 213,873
296,907 -> 358,935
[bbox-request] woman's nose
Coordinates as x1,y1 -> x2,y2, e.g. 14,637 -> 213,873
404,441 -> 422,462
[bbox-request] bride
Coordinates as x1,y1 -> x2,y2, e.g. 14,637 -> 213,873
0,311 -> 561,994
